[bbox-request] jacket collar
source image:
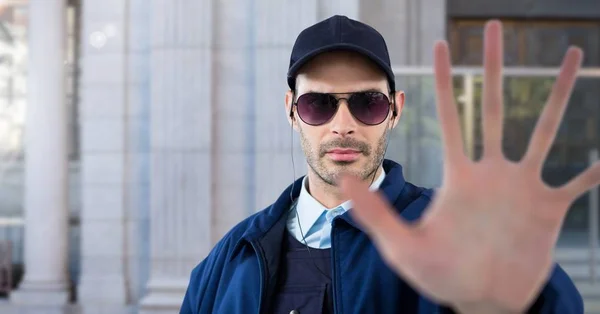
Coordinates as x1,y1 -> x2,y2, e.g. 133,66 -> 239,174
230,159 -> 407,260
229,175 -> 303,261
334,159 -> 407,232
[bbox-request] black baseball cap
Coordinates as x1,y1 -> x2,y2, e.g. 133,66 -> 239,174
287,15 -> 395,92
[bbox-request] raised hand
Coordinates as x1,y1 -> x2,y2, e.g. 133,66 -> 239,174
340,20 -> 600,313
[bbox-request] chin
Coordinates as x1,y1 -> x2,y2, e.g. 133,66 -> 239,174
328,159 -> 366,173
330,160 -> 357,166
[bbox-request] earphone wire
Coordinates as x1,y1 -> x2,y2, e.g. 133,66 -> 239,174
290,110 -> 330,280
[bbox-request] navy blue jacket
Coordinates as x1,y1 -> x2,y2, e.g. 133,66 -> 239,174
180,159 -> 583,314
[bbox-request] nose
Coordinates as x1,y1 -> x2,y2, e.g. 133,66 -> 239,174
329,99 -> 357,137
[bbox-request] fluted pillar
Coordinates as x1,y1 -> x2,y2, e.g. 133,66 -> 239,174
10,0 -> 70,305
140,0 -> 214,312
210,0 -> 253,243
78,0 -> 152,311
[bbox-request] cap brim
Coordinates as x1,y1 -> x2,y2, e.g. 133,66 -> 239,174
287,43 -> 396,91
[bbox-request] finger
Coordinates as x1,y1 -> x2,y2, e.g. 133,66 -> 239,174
433,40 -> 468,166
523,47 -> 583,171
339,174 -> 415,257
481,20 -> 504,158
560,161 -> 600,201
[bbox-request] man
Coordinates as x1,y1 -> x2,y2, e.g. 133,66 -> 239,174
181,15 -> 600,313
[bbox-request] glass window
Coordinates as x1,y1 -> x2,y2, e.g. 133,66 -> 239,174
449,19 -> 600,243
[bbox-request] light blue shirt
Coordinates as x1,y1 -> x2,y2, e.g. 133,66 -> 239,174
286,169 -> 386,249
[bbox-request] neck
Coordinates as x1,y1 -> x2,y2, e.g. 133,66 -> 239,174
305,165 -> 383,209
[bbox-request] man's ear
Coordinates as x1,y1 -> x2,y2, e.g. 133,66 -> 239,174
285,90 -> 299,131
390,91 -> 405,129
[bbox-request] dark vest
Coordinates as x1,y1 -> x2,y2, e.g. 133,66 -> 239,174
271,230 -> 334,314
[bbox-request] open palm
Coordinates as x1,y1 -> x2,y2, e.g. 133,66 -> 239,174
340,20 -> 600,313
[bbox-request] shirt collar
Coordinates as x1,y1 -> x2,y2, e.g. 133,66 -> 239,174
295,168 -> 386,231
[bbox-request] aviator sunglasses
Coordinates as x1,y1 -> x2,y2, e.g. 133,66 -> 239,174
292,91 -> 395,126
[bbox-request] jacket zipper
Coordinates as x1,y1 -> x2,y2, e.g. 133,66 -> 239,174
250,240 -> 267,314
331,219 -> 339,314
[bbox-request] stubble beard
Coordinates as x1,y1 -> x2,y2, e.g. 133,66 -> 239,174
299,126 -> 389,187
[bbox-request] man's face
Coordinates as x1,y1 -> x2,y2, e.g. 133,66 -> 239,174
285,51 -> 404,186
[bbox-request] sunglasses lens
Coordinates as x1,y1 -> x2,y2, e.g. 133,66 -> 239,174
348,92 -> 390,125
296,93 -> 338,125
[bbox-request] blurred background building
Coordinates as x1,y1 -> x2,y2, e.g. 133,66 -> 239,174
0,0 -> 598,313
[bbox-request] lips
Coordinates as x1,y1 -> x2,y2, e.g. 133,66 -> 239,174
328,149 -> 360,154
326,148 -> 361,162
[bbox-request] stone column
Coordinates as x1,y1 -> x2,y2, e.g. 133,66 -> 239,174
77,0 -> 135,311
123,0 -> 152,305
11,0 -> 69,305
210,0 -> 253,243
139,0 -> 214,312
78,0 -> 152,310
252,1 -> 318,210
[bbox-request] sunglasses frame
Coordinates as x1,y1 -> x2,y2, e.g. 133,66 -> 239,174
292,91 -> 396,126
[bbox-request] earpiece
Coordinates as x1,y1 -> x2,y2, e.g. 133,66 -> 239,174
391,90 -> 398,119
289,90 -> 296,120
390,93 -> 397,129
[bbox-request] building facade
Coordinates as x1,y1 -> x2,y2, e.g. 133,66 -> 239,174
0,0 -> 598,313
